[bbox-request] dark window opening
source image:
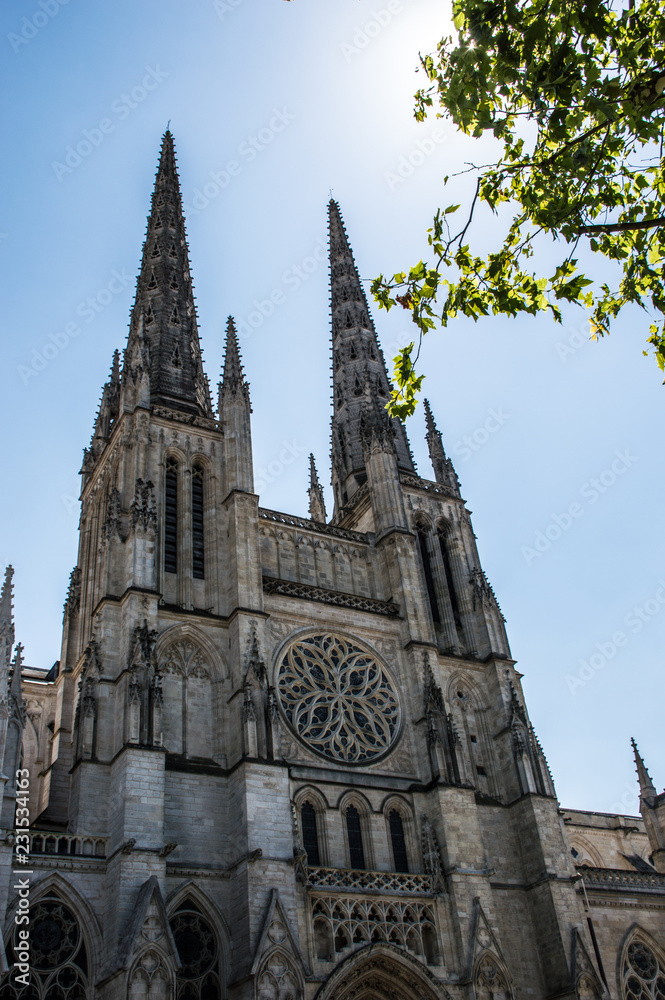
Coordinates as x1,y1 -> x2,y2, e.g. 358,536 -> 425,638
417,528 -> 440,624
301,801 -> 320,866
476,766 -> 487,776
439,533 -> 461,626
389,810 -> 408,873
192,464 -> 205,580
165,458 -> 178,574
346,805 -> 365,870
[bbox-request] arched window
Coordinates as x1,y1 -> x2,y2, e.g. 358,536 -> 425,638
622,939 -> 665,999
1,895 -> 90,998
346,805 -> 365,870
438,529 -> 461,626
301,801 -> 320,866
164,457 -> 178,574
416,524 -> 440,624
389,809 -> 409,873
192,463 -> 205,579
170,899 -> 222,1000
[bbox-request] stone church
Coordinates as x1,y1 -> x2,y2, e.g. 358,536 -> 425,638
0,132 -> 663,999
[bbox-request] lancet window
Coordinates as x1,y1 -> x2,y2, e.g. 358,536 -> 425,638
438,528 -> 461,626
416,523 -> 440,625
389,809 -> 408,873
301,801 -> 320,866
192,463 -> 205,579
346,805 -> 365,870
164,457 -> 178,574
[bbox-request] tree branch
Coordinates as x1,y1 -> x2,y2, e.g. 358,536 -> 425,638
580,216 -> 665,234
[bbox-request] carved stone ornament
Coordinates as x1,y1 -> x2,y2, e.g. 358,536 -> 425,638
101,486 -> 122,543
63,566 -> 81,619
130,478 -> 157,534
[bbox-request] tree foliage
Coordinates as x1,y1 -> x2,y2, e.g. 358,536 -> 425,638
372,0 -> 665,417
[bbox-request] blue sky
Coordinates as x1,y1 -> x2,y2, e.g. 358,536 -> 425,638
1,0 -> 663,815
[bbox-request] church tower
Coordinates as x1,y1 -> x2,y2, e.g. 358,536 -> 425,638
2,133 -> 662,1000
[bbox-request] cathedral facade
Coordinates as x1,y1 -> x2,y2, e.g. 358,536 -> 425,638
0,132 -> 663,1000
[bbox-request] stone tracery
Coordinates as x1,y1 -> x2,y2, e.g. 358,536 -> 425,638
623,939 -> 665,1000
277,633 -> 401,764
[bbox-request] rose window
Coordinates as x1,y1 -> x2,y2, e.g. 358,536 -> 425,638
623,941 -> 665,1000
277,633 -> 401,764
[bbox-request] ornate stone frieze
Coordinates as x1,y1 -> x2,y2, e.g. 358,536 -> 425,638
263,576 -> 399,618
308,866 -> 434,895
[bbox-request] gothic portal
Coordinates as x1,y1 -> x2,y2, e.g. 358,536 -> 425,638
0,133 -> 663,1000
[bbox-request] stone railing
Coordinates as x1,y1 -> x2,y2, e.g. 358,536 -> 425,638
307,866 -> 434,895
576,865 -> 665,891
26,832 -> 107,859
400,474 -> 458,499
259,508 -> 368,544
262,577 -> 399,618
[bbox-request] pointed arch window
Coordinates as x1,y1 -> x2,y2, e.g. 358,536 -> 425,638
438,528 -> 461,626
346,805 -> 365,870
301,800 -> 320,866
148,270 -> 157,289
170,900 -> 222,1000
1,895 -> 90,998
192,464 -> 205,580
389,809 -> 409,873
623,940 -> 665,999
165,458 -> 178,574
416,523 -> 440,625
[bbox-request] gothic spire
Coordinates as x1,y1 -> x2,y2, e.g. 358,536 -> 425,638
0,566 -> 15,671
632,738 -> 657,805
219,317 -> 250,408
123,130 -> 212,418
308,454 -> 327,523
424,398 -> 460,495
328,200 -> 414,511
218,317 -> 254,495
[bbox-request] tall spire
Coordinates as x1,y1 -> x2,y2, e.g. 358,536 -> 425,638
308,454 -> 327,523
328,200 -> 414,511
218,317 -> 253,496
0,566 -> 15,673
122,130 -> 212,418
219,316 -> 250,408
424,399 -> 460,495
632,738 -> 657,805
